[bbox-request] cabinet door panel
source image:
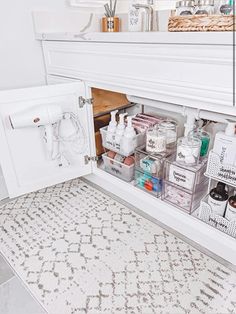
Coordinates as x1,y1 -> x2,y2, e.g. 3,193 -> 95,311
0,82 -> 92,198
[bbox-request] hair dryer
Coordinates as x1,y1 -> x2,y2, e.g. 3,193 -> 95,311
9,104 -> 63,159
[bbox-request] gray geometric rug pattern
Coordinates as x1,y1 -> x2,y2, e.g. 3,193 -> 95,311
0,179 -> 236,314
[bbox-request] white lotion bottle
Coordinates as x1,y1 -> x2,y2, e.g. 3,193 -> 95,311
106,110 -> 118,148
122,116 -> 136,154
115,113 -> 128,151
213,119 -> 236,166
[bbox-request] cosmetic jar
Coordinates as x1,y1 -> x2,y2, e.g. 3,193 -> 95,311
176,136 -> 201,165
159,120 -> 177,149
176,0 -> 195,15
146,126 -> 167,154
195,0 -> 215,15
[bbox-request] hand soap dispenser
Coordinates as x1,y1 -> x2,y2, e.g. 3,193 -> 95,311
115,113 -> 128,151
122,116 -> 136,153
208,182 -> 229,216
213,119 -> 236,166
106,110 -> 118,147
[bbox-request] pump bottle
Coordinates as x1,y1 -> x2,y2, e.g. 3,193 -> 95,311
213,119 -> 236,166
115,113 -> 128,150
106,110 -> 118,147
122,116 -> 136,153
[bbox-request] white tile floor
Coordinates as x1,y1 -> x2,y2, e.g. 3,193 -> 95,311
0,255 -> 46,314
0,179 -> 236,314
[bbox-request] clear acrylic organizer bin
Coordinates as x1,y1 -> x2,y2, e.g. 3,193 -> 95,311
135,169 -> 162,197
164,155 -> 208,192
162,179 -> 209,214
102,153 -> 135,182
162,155 -> 208,213
135,146 -> 170,178
100,126 -> 145,157
199,196 -> 236,239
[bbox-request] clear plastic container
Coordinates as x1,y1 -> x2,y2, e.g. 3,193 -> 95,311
195,0 -> 215,15
176,136 -> 201,166
176,0 -> 195,15
164,154 -> 208,192
159,120 -> 177,149
191,129 -> 210,157
100,126 -> 145,157
102,152 -> 135,182
135,169 -> 162,197
162,179 -> 208,214
135,145 -> 173,178
146,126 -> 167,154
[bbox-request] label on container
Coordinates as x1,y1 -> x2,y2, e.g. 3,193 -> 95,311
146,134 -> 166,153
208,197 -> 227,217
169,164 -> 195,190
225,204 -> 236,221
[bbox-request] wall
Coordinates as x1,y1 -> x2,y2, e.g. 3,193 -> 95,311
0,0 -> 68,91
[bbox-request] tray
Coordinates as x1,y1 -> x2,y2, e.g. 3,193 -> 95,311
168,15 -> 235,32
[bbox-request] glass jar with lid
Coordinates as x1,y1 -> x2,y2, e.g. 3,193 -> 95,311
158,120 -> 177,150
195,0 -> 215,15
176,136 -> 201,166
176,0 -> 195,16
146,126 -> 167,154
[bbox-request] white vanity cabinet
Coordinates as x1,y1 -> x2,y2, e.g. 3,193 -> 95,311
0,32 -> 235,267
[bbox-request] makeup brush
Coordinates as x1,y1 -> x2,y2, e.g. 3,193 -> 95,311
112,0 -> 117,17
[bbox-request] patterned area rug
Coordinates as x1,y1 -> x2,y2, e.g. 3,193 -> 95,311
0,179 -> 236,314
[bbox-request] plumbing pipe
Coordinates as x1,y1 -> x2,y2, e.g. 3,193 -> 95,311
127,95 -> 236,125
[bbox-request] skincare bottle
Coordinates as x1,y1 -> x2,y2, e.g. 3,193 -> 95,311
225,191 -> 236,221
213,119 -> 236,166
106,110 -> 118,147
115,113 -> 128,149
208,182 -> 229,216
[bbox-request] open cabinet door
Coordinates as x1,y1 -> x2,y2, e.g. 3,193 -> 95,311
0,82 -> 93,198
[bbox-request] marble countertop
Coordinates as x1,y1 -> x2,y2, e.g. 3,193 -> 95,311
36,31 -> 233,45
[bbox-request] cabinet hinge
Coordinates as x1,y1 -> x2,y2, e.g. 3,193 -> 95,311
84,155 -> 99,164
79,96 -> 93,108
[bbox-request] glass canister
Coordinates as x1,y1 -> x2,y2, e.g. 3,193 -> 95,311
176,0 -> 195,15
159,120 -> 177,150
146,126 -> 167,154
191,129 -> 210,157
195,0 -> 215,15
176,136 -> 201,165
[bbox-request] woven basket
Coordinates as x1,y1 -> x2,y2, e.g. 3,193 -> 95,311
168,15 -> 235,32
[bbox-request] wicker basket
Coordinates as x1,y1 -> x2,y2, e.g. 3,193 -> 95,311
168,15 -> 235,32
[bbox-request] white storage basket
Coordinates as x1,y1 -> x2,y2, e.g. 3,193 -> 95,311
100,126 -> 145,157
102,153 -> 134,182
199,197 -> 236,238
205,151 -> 236,187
